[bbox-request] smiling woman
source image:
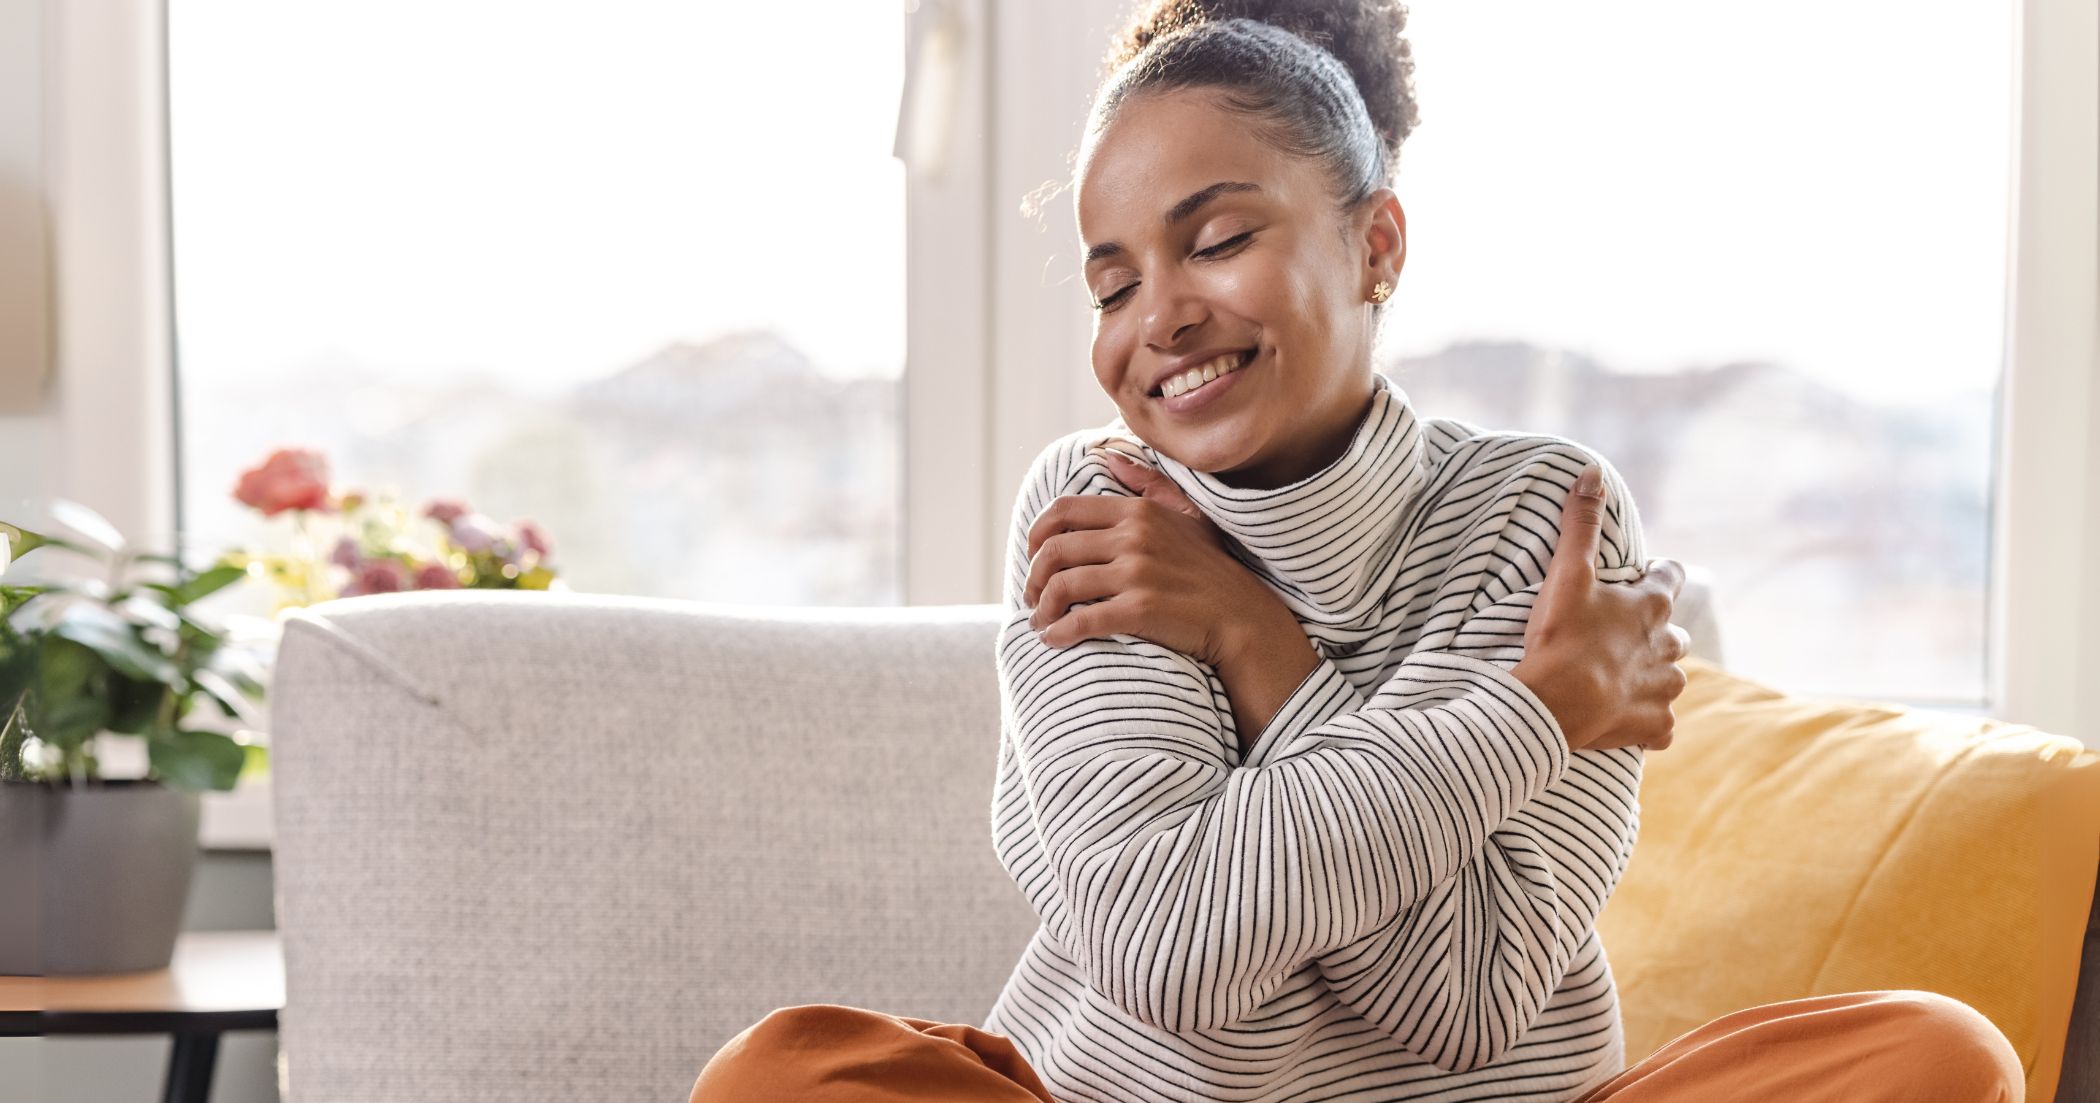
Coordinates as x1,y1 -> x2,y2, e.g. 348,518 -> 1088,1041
688,2 -> 2025,1100
1076,78 -> 1404,488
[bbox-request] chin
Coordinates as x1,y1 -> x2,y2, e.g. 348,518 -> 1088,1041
1139,420 -> 1266,477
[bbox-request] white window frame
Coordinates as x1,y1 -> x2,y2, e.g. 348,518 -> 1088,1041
1989,0 -> 2099,745
22,0 -> 2098,847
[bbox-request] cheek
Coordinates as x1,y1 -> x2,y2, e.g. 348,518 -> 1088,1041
1090,318 -> 1137,392
1228,243 -> 1319,326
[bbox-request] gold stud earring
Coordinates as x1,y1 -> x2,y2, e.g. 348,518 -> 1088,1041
1370,281 -> 1392,304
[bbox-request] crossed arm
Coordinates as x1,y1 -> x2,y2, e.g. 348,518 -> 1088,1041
1257,441 -> 1648,1072
996,435 -> 1645,1070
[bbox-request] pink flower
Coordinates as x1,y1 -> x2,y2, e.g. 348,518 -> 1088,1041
422,498 -> 469,525
329,535 -> 361,570
513,519 -> 552,560
232,449 -> 332,517
448,513 -> 500,554
414,563 -> 461,589
339,557 -> 409,597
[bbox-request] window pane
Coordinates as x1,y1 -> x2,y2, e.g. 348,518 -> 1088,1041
1387,2 -> 2011,704
170,3 -> 906,606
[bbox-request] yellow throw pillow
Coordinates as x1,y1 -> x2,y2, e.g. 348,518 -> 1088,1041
1596,657 -> 2100,1102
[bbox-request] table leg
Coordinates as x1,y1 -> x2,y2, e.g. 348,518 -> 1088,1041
162,1030 -> 221,1103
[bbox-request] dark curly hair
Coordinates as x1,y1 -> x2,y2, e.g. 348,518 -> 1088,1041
1092,0 -> 1420,212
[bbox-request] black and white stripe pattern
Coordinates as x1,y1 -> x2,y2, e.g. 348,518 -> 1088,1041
984,370 -> 1648,1103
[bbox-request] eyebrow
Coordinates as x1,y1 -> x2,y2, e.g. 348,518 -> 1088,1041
1083,181 -> 1264,267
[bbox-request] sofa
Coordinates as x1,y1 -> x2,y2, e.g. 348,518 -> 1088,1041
266,577 -> 2097,1102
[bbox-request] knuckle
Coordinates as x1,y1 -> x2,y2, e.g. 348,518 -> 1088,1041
1669,625 -> 1694,660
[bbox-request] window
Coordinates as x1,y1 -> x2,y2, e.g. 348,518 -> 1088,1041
169,3 -> 908,607
1384,3 -> 2014,705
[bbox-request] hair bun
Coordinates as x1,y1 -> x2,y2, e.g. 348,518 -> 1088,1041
1107,0 -> 1419,162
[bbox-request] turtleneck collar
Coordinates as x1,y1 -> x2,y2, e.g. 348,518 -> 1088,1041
1096,371 -> 1428,631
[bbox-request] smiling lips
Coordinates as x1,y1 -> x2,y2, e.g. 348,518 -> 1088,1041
1153,348 -> 1255,399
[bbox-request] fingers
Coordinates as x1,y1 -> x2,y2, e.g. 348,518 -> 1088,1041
1025,494 -> 1132,559
1021,527 -> 1118,607
1539,463 -> 1607,607
1644,557 -> 1687,600
1028,564 -> 1119,633
1662,622 -> 1693,663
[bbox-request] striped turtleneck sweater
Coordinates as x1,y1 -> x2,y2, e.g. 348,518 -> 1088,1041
983,369 -> 1649,1103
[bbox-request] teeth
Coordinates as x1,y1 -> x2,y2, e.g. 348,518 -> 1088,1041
1162,349 -> 1251,398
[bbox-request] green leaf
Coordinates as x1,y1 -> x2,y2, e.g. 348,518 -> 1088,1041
0,521 -> 93,563
104,672 -> 168,735
114,594 -> 182,631
148,729 -> 247,791
49,500 -> 125,555
240,742 -> 269,780
190,667 -> 261,727
36,635 -> 101,702
0,585 -> 55,618
50,604 -> 179,684
36,696 -> 113,749
170,564 -> 247,607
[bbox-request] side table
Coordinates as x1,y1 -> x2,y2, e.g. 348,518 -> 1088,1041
0,930 -> 283,1103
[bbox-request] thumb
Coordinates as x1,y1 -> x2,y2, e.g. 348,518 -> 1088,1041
1540,463 -> 1606,608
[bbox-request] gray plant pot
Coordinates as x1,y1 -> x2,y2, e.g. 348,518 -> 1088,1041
0,778 -> 202,976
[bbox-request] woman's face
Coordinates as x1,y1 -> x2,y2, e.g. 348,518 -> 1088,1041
1076,88 -> 1406,489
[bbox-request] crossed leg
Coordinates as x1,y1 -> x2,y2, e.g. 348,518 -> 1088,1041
692,989 -> 2026,1103
1577,990 -> 2027,1103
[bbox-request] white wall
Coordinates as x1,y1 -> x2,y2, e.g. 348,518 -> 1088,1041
0,0 -> 53,508
0,0 -> 174,557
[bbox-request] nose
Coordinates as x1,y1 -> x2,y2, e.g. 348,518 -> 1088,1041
1138,273 -> 1208,352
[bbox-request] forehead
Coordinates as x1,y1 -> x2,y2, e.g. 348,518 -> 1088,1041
1076,89 -> 1309,246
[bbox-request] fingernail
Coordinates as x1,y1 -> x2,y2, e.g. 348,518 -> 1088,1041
1576,465 -> 1603,496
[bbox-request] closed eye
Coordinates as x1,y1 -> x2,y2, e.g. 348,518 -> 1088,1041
1092,231 -> 1258,312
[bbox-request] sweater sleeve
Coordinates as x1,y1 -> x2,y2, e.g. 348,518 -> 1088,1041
995,436 -> 1577,1035
1261,439 -> 1650,1074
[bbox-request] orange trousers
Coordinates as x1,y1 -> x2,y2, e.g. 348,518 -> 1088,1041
689,989 -> 2026,1103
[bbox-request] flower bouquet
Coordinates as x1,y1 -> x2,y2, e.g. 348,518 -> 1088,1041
223,447 -> 565,614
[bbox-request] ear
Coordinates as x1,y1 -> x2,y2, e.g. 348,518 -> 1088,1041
1359,187 -> 1406,291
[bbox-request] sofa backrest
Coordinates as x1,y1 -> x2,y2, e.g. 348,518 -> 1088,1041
265,574 -> 1740,1101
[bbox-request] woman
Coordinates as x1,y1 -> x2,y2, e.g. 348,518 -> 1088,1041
692,2 -> 2025,1100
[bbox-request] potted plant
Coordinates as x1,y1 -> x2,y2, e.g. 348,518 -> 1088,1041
0,502 -> 267,976
0,449 -> 564,976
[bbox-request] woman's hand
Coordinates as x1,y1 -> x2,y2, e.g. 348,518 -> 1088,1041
1021,445 -> 1285,669
1511,464 -> 1692,754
